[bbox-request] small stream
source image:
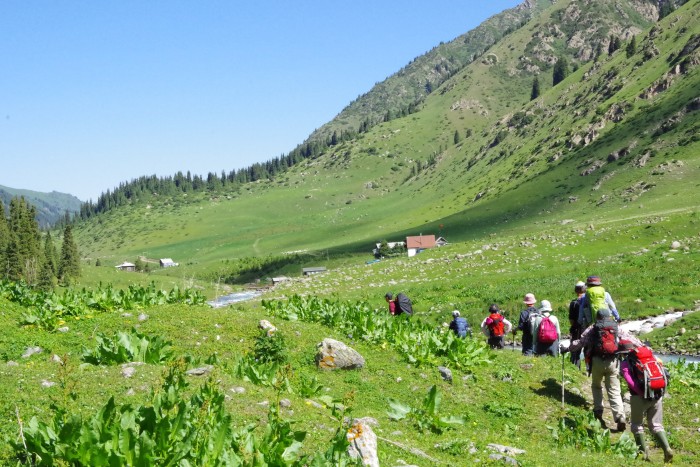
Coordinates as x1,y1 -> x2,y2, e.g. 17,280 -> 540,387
552,310 -> 699,364
208,290 -> 263,308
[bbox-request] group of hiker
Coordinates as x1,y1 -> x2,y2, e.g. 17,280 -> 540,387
385,274 -> 674,462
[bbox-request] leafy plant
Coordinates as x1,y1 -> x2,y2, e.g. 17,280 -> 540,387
229,354 -> 292,391
483,401 -> 524,418
253,328 -> 288,364
298,373 -> 324,398
81,328 -> 174,365
387,385 -> 467,434
548,409 -> 638,458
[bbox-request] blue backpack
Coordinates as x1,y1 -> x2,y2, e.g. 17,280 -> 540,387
454,317 -> 469,337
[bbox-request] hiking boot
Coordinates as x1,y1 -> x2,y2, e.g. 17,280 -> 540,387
593,410 -> 607,429
654,431 -> 674,463
616,421 -> 627,432
634,433 -> 650,461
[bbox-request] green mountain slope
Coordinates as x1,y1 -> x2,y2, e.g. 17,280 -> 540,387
305,0 -> 662,144
0,185 -> 82,228
73,0 -> 699,282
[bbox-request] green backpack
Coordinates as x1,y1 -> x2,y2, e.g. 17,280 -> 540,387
586,285 -> 607,315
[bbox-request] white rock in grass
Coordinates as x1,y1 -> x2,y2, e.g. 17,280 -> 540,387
671,241 -> 681,249
41,380 -> 56,388
138,313 -> 148,322
22,346 -> 42,358
122,366 -> 136,378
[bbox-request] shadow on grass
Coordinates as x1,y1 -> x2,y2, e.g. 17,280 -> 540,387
534,377 -> 589,409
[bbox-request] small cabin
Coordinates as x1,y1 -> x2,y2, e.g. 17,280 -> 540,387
159,258 -> 179,268
406,235 -> 437,257
115,262 -> 136,272
302,267 -> 327,276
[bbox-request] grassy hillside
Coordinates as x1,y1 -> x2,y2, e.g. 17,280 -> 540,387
71,0 -> 699,294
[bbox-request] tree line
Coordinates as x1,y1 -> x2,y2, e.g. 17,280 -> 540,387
76,121 -> 376,220
0,197 -> 80,288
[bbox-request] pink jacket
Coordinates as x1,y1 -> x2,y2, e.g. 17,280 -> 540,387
620,360 -> 643,396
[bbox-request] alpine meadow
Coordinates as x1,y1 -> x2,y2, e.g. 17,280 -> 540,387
1,0 -> 700,465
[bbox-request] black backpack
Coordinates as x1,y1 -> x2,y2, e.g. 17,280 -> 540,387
396,293 -> 413,315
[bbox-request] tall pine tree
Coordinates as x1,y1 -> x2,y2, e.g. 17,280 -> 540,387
6,197 -> 41,282
0,202 -> 8,277
58,224 -> 81,285
530,76 -> 541,100
552,56 -> 568,86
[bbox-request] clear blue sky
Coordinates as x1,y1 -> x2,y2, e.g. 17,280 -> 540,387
1,1 -> 519,202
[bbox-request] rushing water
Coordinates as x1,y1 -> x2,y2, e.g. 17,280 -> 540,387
207,290 -> 262,308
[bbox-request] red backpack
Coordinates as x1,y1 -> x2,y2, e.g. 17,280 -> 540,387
488,313 -> 505,337
593,318 -> 619,358
537,315 -> 558,344
629,346 -> 667,399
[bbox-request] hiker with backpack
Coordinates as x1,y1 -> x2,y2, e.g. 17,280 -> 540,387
480,304 -> 512,349
530,300 -> 561,357
384,292 -> 413,316
561,308 -> 642,431
568,281 -> 587,368
618,340 -> 673,462
517,293 -> 538,356
449,310 -> 472,338
578,275 -> 620,328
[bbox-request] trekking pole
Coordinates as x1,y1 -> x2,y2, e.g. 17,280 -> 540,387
561,351 -> 566,411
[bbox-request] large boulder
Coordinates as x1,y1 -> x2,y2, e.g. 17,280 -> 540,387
315,338 -> 365,370
347,418 -> 379,467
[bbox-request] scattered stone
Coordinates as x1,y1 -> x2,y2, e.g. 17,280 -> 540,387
257,400 -> 269,407
438,366 -> 453,383
279,398 -> 292,408
671,241 -> 681,249
520,364 -> 534,370
487,444 -> 526,456
396,377 -> 402,383
122,366 -> 136,378
6,361 -> 18,367
315,338 -> 365,370
22,346 -> 42,358
305,399 -> 325,409
138,313 -> 148,322
678,328 -> 686,335
186,365 -> 213,376
41,380 -> 56,388
125,388 -> 136,396
51,354 -> 63,364
230,386 -> 246,394
489,453 -> 519,465
259,319 -> 277,336
57,327 -> 70,333
347,418 -> 379,467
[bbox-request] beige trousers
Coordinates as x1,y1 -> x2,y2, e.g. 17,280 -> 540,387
591,355 -> 626,423
630,394 -> 665,434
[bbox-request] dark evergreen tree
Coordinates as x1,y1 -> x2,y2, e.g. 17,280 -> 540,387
552,56 -> 568,86
6,197 -> 41,282
530,76 -> 541,100
43,231 -> 58,276
626,35 -> 637,58
453,130 -> 461,145
58,224 -> 80,284
659,1 -> 674,19
0,202 -> 8,277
